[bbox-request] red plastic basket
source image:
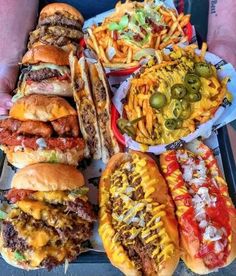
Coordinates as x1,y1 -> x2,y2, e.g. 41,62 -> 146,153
110,23 -> 193,146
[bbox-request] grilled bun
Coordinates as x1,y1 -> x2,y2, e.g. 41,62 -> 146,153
11,163 -> 84,191
9,94 -> 76,121
0,245 -> 37,270
1,146 -> 84,169
99,151 -> 180,276
22,45 -> 69,65
39,3 -> 84,25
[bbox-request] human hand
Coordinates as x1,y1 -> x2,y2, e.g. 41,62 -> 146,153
208,41 -> 236,68
0,65 -> 18,115
208,0 -> 236,67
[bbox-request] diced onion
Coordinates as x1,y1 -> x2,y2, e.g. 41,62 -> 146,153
134,48 -> 156,61
214,241 -> 224,253
199,220 -> 208,228
106,47 -> 116,61
203,226 -> 222,241
64,259 -> 69,274
36,138 -> 47,149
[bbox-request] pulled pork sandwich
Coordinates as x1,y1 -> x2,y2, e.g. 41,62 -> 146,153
70,54 -> 120,163
0,94 -> 85,168
16,45 -> 73,97
99,151 -> 180,276
0,163 -> 96,270
28,3 -> 84,52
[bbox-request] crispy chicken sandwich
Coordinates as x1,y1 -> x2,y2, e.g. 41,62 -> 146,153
0,94 -> 85,168
28,3 -> 84,52
0,163 -> 96,270
16,45 -> 73,97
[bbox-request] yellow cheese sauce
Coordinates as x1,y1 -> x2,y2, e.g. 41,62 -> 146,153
109,153 -> 174,270
3,187 -> 92,268
124,46 -> 228,146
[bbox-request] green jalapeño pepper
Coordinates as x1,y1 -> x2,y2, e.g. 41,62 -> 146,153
184,73 -> 201,93
171,84 -> 187,99
195,62 -> 213,78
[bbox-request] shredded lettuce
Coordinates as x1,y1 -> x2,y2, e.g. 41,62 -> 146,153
119,15 -> 129,28
108,15 -> 129,31
70,187 -> 89,197
108,22 -> 121,31
14,251 -> 26,262
0,210 -> 7,220
48,152 -> 58,163
12,92 -> 24,102
134,10 -> 146,25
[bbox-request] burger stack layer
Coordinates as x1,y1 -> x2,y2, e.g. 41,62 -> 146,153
0,3 -> 101,270
0,163 -> 96,270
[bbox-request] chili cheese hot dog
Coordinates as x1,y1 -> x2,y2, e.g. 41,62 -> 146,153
160,140 -> 236,274
99,151 -> 180,276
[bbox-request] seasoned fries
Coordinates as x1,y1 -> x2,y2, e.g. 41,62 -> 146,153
86,0 -> 191,69
122,44 -> 229,145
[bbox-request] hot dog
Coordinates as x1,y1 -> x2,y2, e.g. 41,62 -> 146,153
99,151 -> 180,276
160,140 -> 236,274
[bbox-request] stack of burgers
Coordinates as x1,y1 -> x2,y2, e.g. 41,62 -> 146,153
0,2 -> 119,270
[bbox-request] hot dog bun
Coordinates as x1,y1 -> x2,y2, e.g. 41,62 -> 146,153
160,140 -> 236,274
99,151 -> 180,276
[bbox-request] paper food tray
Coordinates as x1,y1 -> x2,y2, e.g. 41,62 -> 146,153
112,47 -> 236,154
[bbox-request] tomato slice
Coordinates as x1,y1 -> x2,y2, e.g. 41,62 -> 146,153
6,189 -> 34,203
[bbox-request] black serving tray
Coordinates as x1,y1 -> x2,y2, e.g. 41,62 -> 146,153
0,126 -> 235,276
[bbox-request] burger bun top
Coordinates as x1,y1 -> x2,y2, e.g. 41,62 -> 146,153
40,3 -> 84,25
9,94 -> 76,121
22,45 -> 69,66
11,163 -> 85,191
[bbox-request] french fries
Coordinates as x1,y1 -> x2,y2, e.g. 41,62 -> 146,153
123,44 -> 228,146
86,0 -> 191,69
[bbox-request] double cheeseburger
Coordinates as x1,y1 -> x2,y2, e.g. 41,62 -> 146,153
0,163 -> 96,270
17,45 -> 73,97
0,94 -> 85,168
28,3 -> 84,52
70,54 -> 120,163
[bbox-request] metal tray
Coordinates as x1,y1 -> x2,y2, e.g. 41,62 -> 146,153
1,127 -> 235,276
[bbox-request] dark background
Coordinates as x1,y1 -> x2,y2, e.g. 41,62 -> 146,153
1,1 -> 235,275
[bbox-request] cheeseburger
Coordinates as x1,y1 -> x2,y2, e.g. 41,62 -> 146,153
17,45 -> 73,97
0,163 -> 96,270
0,94 -> 85,168
28,3 -> 84,52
